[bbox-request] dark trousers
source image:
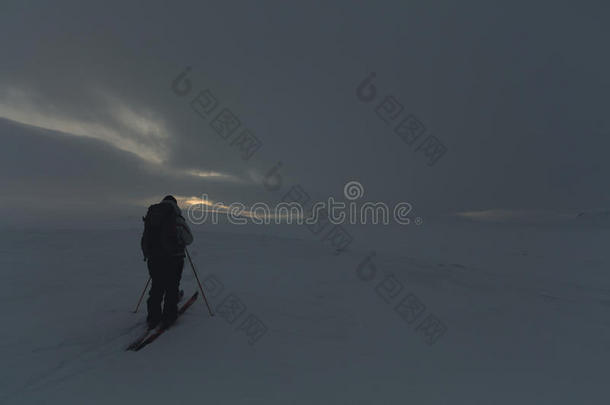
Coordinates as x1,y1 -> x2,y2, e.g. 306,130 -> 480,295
146,256 -> 184,324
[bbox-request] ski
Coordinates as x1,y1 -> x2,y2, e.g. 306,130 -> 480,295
132,292 -> 199,351
126,290 -> 185,351
126,326 -> 155,351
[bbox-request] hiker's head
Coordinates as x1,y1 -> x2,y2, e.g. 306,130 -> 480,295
162,195 -> 177,204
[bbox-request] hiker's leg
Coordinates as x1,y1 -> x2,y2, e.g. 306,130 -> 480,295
146,259 -> 164,327
162,257 -> 184,324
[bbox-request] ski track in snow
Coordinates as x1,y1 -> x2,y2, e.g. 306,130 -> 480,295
9,320 -> 144,400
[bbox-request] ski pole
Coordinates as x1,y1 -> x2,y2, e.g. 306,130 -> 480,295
133,277 -> 151,313
185,247 -> 214,317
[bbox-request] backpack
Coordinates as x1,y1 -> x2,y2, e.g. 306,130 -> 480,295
142,203 -> 182,258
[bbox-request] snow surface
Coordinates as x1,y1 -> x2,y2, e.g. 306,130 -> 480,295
1,220 -> 609,404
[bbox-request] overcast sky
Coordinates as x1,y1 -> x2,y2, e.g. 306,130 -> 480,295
1,0 -> 608,227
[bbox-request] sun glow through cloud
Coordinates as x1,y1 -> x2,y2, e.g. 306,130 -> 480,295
140,195 -> 304,222
183,169 -> 243,183
0,86 -> 248,186
0,87 -> 170,164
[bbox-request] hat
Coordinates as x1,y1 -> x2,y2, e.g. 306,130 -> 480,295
162,195 -> 177,204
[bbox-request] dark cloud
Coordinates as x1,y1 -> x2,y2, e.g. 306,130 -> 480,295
1,0 -> 609,227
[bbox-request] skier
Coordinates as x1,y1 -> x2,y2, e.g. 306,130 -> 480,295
141,195 -> 193,329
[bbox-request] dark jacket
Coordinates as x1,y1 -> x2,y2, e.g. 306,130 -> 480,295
141,199 -> 193,259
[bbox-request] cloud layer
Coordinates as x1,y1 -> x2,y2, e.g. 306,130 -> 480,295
1,1 -> 609,227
